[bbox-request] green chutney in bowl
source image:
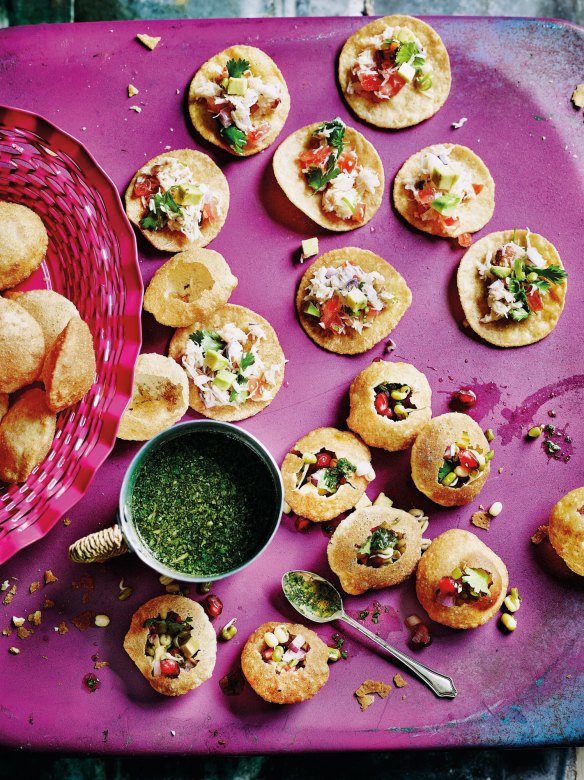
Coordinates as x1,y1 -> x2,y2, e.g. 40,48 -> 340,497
119,420 -> 283,582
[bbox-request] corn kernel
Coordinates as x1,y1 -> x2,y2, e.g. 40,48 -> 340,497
264,631 -> 278,648
272,645 -> 284,662
527,426 -> 542,439
488,501 -> 503,517
500,613 -> 517,632
95,614 -> 110,628
274,625 -> 289,644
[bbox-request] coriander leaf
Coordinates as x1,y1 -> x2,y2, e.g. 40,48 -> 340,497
306,153 -> 340,192
461,567 -> 491,596
226,58 -> 250,78
240,351 -> 255,371
315,118 -> 345,153
527,265 -> 567,285
229,387 -> 239,402
219,124 -> 247,155
437,460 -> 454,482
140,190 -> 182,231
395,41 -> 420,66
189,330 -> 225,353
322,458 -> 356,493
529,278 -> 551,293
370,527 -> 398,552
509,308 -> 529,322
358,537 -> 372,556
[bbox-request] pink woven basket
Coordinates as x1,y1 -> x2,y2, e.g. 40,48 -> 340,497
0,105 -> 142,564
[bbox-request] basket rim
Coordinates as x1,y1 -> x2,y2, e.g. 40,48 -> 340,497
0,103 -> 143,564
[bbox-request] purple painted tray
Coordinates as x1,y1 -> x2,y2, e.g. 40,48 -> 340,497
0,16 -> 583,754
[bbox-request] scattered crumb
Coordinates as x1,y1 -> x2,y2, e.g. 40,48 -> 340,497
471,511 -> 491,530
452,117 -> 468,129
72,611 -> 95,632
170,730 -> 176,736
164,145 -> 171,150
571,84 -> 584,109
16,626 -> 33,639
136,33 -> 161,50
129,105 -> 142,113
3,585 -> 16,605
356,693 -> 375,711
128,83 -> 139,97
401,694 -> 407,700
55,621 -> 69,635
29,581 -> 40,594
531,525 -> 549,545
28,611 -> 42,626
1,580 -> 9,591
498,467 -> 504,474
12,617 -> 25,627
94,660 -> 110,670
41,655 -> 48,660
566,674 -> 572,679
44,570 -> 58,585
356,679 -> 391,698
2,627 -> 11,636
43,598 -> 55,610
8,647 -> 20,655
393,673 -> 407,688
63,518 -> 71,527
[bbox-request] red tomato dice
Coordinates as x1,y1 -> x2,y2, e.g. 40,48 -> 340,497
458,450 -> 479,470
358,72 -> 383,92
160,659 -> 180,678
527,289 -> 543,312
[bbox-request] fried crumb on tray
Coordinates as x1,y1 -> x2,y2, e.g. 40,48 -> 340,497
393,673 -> 407,688
531,525 -> 549,545
72,611 -> 95,631
354,678 -> 391,711
571,84 -> 584,109
136,33 -> 160,51
44,570 -> 58,584
29,581 -> 40,593
471,511 -> 491,530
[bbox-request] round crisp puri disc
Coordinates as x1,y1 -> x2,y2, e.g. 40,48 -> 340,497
347,360 -> 431,451
393,143 -> 495,238
0,201 -> 48,290
143,248 -> 238,328
416,529 -> 508,629
123,595 -> 216,697
125,149 -> 229,252
548,487 -> 584,577
241,621 -> 329,704
0,297 -> 45,394
296,248 -> 411,355
338,16 -> 451,129
410,412 -> 491,507
457,230 -> 567,348
281,427 -> 371,523
168,304 -> 285,422
188,45 -> 290,157
327,506 -> 422,595
273,123 -> 384,231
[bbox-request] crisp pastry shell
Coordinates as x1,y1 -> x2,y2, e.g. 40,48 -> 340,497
549,487 -> 584,576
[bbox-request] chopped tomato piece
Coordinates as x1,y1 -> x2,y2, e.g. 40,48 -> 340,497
338,150 -> 358,174
458,449 -> 479,470
206,97 -> 225,113
457,232 -> 473,248
376,72 -> 406,98
358,72 -> 383,92
472,183 -> 484,195
298,145 -> 333,170
418,186 -> 438,205
366,307 -> 380,319
160,659 -> 180,678
320,295 -> 344,331
374,392 -> 389,415
527,289 -> 543,312
438,576 -> 458,596
443,216 -> 460,227
247,377 -> 267,399
352,202 -> 366,223
133,175 -> 159,198
202,201 -> 218,223
247,122 -> 270,145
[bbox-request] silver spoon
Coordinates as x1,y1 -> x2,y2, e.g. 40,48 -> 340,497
282,570 -> 457,699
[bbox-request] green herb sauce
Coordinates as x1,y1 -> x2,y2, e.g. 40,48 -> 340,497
283,572 -> 340,619
131,433 -> 276,576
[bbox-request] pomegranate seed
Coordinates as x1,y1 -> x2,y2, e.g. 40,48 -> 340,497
374,391 -> 389,415
459,449 -> 479,470
454,389 -> 477,407
261,647 -> 273,661
204,594 -> 223,619
316,452 -> 332,468
295,516 -> 312,533
408,622 -> 432,650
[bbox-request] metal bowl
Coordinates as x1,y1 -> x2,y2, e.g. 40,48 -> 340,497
119,420 -> 283,583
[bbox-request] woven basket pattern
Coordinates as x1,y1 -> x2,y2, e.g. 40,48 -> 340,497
0,106 -> 142,564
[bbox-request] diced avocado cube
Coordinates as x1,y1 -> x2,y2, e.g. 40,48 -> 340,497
345,287 -> 368,311
304,301 -> 320,318
430,193 -> 461,215
302,452 -> 317,464
513,257 -> 525,281
431,159 -> 460,191
373,492 -> 394,508
213,369 -> 237,390
491,266 -> 512,279
182,636 -> 200,659
171,184 -> 204,206
395,27 -> 416,43
301,237 -> 319,259
510,308 -> 529,321
204,349 -> 229,372
397,62 -> 416,83
221,78 -> 229,89
227,77 -> 247,96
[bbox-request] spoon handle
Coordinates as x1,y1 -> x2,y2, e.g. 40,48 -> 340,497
340,613 -> 457,699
